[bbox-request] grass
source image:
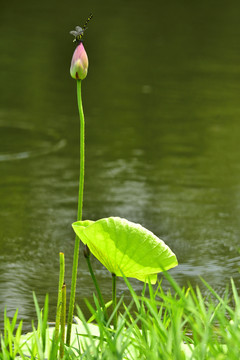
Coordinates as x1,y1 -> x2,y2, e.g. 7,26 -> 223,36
1,273 -> 240,359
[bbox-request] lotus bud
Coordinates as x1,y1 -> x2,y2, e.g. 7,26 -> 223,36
70,42 -> 88,80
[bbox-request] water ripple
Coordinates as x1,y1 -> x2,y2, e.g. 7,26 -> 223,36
0,121 -> 66,161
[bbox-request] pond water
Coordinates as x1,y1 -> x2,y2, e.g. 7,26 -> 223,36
1,0 -> 240,330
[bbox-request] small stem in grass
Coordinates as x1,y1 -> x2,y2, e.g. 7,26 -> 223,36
66,235 -> 80,345
112,273 -> 117,330
84,246 -> 108,320
55,252 -> 65,342
66,79 -> 85,345
60,283 -> 66,359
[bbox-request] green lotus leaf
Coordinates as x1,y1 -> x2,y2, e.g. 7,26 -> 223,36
72,217 -> 178,284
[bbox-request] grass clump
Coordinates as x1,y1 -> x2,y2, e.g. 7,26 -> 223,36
1,273 -> 240,359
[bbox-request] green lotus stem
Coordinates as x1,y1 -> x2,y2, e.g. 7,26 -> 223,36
55,252 -> 65,342
85,249 -> 108,320
76,80 -> 85,222
112,273 -> 117,330
60,283 -> 66,359
66,79 -> 85,345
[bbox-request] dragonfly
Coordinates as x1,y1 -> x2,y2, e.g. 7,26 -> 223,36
70,13 -> 93,43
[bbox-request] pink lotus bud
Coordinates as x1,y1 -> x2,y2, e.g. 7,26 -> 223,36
70,42 -> 88,80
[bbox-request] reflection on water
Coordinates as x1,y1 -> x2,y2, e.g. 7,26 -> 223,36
1,0 -> 240,329
0,119 -> 66,161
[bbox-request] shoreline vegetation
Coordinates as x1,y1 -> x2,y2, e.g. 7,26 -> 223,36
1,272 -> 240,359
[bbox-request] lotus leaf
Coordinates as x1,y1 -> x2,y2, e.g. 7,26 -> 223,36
72,217 -> 177,284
